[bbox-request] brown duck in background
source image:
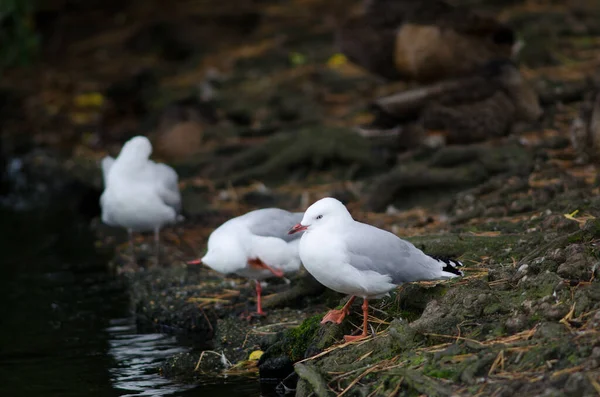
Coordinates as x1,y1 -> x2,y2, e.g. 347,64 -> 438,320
364,59 -> 542,146
337,0 -> 517,82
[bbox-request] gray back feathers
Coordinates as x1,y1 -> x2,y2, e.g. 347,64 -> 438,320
247,209 -> 304,242
344,221 -> 462,283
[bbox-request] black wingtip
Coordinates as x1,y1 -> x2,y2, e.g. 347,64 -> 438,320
430,255 -> 464,277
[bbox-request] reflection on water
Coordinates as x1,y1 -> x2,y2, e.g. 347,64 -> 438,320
107,318 -> 196,397
0,179 -> 260,397
106,317 -> 264,397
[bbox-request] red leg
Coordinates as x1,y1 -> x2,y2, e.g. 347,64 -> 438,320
248,258 -> 284,278
344,298 -> 370,342
255,280 -> 266,316
321,296 -> 356,324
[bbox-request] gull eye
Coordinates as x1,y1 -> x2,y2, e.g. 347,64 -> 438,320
316,215 -> 323,220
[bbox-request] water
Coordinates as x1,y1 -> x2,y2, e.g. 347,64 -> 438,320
0,175 -> 261,396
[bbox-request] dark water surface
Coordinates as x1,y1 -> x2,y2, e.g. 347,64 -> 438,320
0,198 -> 260,396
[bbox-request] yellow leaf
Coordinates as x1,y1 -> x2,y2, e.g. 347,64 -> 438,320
564,209 -> 579,220
327,53 -> 348,68
75,92 -> 104,108
249,350 -> 263,361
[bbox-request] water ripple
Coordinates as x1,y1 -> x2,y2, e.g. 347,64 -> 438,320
106,318 -> 197,397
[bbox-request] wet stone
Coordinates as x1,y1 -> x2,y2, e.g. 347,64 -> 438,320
564,372 -> 594,397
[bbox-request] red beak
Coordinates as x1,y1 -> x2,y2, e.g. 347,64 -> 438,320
288,223 -> 308,235
187,259 -> 202,265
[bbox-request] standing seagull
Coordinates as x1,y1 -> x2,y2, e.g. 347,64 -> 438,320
188,208 -> 304,316
289,197 -> 463,342
100,136 -> 182,264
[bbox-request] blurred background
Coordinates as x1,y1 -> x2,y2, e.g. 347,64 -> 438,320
2,0 -> 600,396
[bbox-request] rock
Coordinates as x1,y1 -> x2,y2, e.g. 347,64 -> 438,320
535,322 -> 568,339
546,247 -> 567,263
518,271 -> 562,298
557,258 -> 593,281
540,302 -> 570,322
540,388 -> 572,397
410,280 -> 499,335
556,244 -> 594,281
564,372 -> 595,396
488,265 -> 514,283
153,98 -> 219,161
541,214 -> 581,233
155,121 -> 204,160
505,314 -> 528,333
259,356 -> 294,384
388,319 -> 420,348
337,0 -> 515,82
573,283 -> 600,315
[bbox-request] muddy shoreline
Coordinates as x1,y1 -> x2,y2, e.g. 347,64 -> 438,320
103,187 -> 600,396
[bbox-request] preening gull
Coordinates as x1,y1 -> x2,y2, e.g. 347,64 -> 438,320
289,197 -> 463,342
100,136 -> 182,264
188,208 -> 304,316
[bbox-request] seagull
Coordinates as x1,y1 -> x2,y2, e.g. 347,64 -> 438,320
188,208 -> 304,316
289,197 -> 463,342
100,136 -> 182,264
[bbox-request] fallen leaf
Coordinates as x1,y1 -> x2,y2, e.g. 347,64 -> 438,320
75,92 -> 104,108
327,53 -> 348,68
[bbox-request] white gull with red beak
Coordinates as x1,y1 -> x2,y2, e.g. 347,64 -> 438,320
188,208 -> 304,316
288,197 -> 463,342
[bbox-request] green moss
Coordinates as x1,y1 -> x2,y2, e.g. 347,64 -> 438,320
483,303 -> 504,316
519,272 -> 561,299
405,234 -> 525,263
567,354 -> 579,364
567,233 -> 585,244
423,366 -> 458,380
529,313 -> 542,323
407,354 -> 426,367
285,314 -> 322,361
398,310 -> 421,322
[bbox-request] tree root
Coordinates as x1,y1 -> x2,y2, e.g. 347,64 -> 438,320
365,142 -> 532,211
384,368 -> 454,397
295,363 -> 333,397
215,127 -> 375,185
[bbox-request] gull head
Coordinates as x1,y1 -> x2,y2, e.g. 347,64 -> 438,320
288,197 -> 352,234
118,136 -> 153,163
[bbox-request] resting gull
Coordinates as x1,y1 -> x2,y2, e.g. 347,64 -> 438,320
100,135 -> 181,264
289,197 -> 463,341
188,208 -> 304,316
